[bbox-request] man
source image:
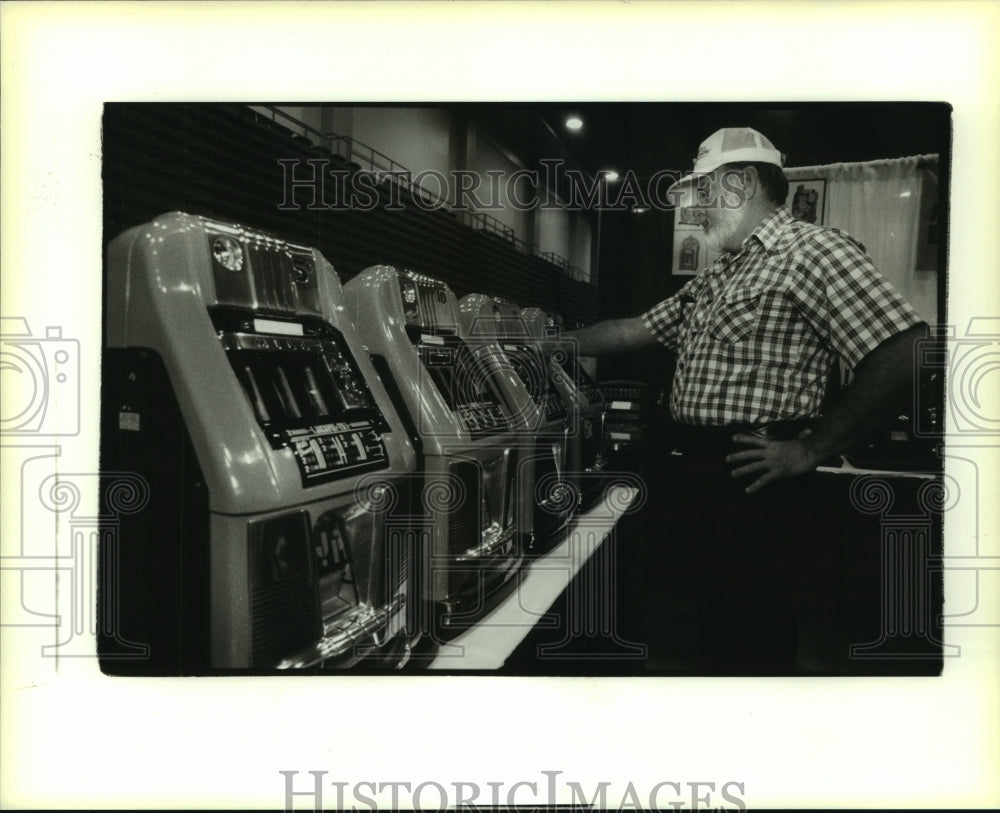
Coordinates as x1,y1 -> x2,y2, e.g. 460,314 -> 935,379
565,127 -> 926,673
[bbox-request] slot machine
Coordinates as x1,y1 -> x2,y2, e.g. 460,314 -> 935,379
341,267 -> 532,637
101,213 -> 419,673
598,380 -> 650,474
459,295 -> 575,552
521,308 -> 608,510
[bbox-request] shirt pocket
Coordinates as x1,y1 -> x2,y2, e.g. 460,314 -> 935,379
709,284 -> 762,344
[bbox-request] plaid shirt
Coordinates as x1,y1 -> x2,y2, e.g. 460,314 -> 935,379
643,206 -> 922,426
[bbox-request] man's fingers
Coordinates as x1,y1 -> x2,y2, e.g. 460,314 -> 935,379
731,433 -> 769,447
725,448 -> 765,464
730,460 -> 768,478
745,471 -> 779,494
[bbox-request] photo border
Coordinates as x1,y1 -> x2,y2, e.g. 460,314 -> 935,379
2,2 -> 998,810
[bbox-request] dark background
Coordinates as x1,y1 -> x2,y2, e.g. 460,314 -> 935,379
470,102 -> 951,382
104,101 -> 951,342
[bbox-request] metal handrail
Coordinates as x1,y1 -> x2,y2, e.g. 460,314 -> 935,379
255,104 -> 591,284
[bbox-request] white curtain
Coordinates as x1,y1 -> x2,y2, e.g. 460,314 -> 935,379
785,156 -> 938,323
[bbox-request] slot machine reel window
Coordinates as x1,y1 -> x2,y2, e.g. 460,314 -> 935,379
503,342 -> 568,422
397,275 -> 513,435
554,349 -> 603,405
504,344 -> 545,400
215,315 -> 391,486
420,337 -> 512,436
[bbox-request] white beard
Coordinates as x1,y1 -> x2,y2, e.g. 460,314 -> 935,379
704,205 -> 745,253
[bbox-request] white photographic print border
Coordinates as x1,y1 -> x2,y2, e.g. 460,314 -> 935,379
1,2 -> 998,811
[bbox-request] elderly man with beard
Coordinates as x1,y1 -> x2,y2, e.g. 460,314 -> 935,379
564,127 -> 926,673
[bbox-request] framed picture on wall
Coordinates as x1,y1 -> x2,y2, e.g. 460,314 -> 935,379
677,205 -> 707,228
786,178 -> 827,225
672,205 -> 713,275
671,227 -> 714,276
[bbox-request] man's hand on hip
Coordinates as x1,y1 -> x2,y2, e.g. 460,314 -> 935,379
725,431 -> 822,494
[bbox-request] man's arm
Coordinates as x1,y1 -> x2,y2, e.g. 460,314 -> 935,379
726,323 -> 926,493
562,316 -> 659,357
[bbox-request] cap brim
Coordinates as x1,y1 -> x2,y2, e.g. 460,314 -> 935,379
667,172 -> 697,192
666,172 -> 704,207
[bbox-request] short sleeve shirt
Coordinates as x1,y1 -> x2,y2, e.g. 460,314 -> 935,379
642,206 -> 922,426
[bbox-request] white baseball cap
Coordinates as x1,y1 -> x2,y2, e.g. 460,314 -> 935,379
669,127 -> 784,195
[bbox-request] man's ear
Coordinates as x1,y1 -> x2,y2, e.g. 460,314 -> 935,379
740,165 -> 760,202
720,165 -> 759,208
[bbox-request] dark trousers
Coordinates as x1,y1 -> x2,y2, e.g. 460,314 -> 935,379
650,426 -> 819,674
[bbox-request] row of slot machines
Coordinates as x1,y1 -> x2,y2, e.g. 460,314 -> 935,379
98,213 -> 608,673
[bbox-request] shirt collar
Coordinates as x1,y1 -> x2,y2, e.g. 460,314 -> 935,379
745,205 -> 792,254
707,206 -> 792,276
714,205 -> 791,264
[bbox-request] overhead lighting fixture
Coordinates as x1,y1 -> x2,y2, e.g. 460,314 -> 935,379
565,116 -> 583,131
603,170 -> 620,182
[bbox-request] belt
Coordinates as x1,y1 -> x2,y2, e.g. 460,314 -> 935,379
669,419 -> 816,458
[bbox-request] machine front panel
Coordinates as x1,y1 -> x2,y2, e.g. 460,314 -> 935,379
562,355 -> 604,407
502,342 -> 569,424
212,310 -> 390,488
416,334 -> 512,437
213,495 -> 413,670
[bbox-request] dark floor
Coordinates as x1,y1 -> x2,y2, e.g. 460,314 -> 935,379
501,465 -> 945,677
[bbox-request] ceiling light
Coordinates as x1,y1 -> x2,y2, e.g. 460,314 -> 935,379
603,170 -> 620,182
565,116 -> 583,131
632,206 -> 649,214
